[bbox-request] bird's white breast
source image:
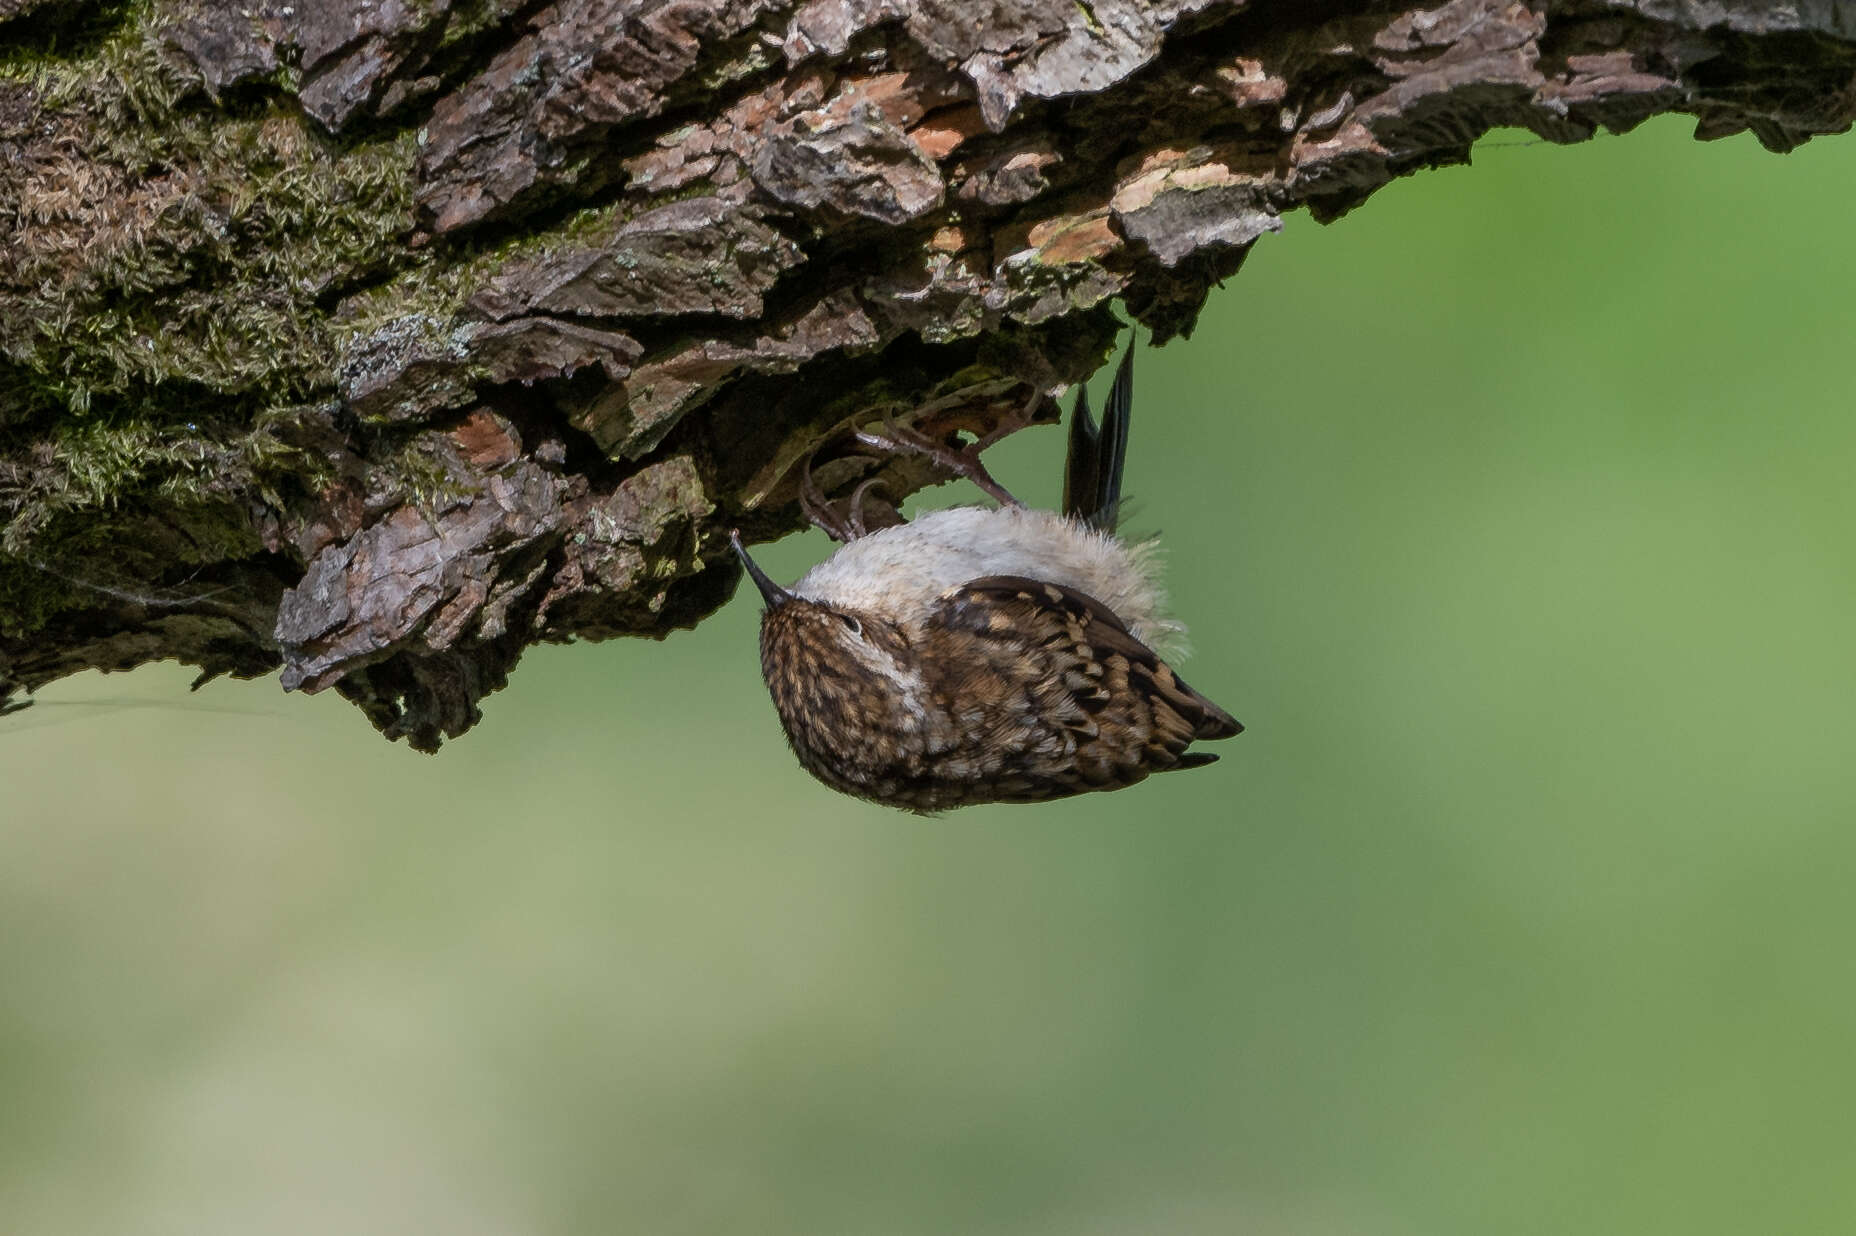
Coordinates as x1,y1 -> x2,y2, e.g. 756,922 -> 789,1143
790,506 -> 1185,655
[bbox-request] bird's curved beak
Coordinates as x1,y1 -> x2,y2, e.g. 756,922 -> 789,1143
729,530 -> 791,608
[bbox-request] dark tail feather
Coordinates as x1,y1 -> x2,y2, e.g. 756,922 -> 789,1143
1097,347 -> 1132,529
1063,384 -> 1099,523
1062,347 -> 1134,531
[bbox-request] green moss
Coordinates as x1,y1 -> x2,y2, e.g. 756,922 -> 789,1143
688,36 -> 775,95
12,113 -> 416,392
0,406 -> 274,635
0,558 -> 73,639
435,0 -> 524,49
5,71 -> 419,431
15,8 -> 189,126
0,0 -> 432,428
233,399 -> 341,512
392,432 -> 482,516
7,419 -> 213,539
0,0 -> 149,76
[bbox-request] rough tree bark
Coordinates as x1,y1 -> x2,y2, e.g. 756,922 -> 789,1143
2,0 -> 1851,749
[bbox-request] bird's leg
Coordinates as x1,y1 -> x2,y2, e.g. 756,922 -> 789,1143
805,386 -> 1047,534
971,386 -> 1047,455
856,410 -> 1024,509
798,449 -> 860,543
856,386 -> 1048,508
844,476 -> 892,539
798,451 -> 906,542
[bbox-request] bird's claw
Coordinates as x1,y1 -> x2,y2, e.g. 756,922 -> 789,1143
853,416 -> 1024,510
798,384 -> 1047,539
799,449 -> 904,543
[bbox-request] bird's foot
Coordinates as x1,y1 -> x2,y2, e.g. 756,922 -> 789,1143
799,450 -> 905,543
800,384 -> 1046,538
854,391 -> 1041,510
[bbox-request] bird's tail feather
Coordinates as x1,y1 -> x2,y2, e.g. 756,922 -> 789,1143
1062,347 -> 1134,531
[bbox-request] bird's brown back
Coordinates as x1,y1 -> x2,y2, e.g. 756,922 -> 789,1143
917,576 -> 1239,805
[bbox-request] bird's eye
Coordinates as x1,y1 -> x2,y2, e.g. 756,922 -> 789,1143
836,613 -> 863,636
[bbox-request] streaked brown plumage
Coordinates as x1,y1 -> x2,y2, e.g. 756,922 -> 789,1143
735,348 -> 1241,812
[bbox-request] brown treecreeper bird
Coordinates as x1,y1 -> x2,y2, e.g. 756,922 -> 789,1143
731,349 -> 1241,811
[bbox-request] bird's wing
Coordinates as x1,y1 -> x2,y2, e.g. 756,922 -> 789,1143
930,575 -> 1240,794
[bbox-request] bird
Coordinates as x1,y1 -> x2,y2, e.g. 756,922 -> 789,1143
730,347 -> 1241,812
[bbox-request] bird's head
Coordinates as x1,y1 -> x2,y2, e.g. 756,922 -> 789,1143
729,531 -> 916,749
730,528 -> 891,658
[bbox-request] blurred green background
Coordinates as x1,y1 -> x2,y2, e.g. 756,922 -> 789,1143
6,115 -> 1856,1234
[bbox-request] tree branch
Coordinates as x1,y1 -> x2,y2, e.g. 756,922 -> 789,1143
3,0 -> 1851,748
